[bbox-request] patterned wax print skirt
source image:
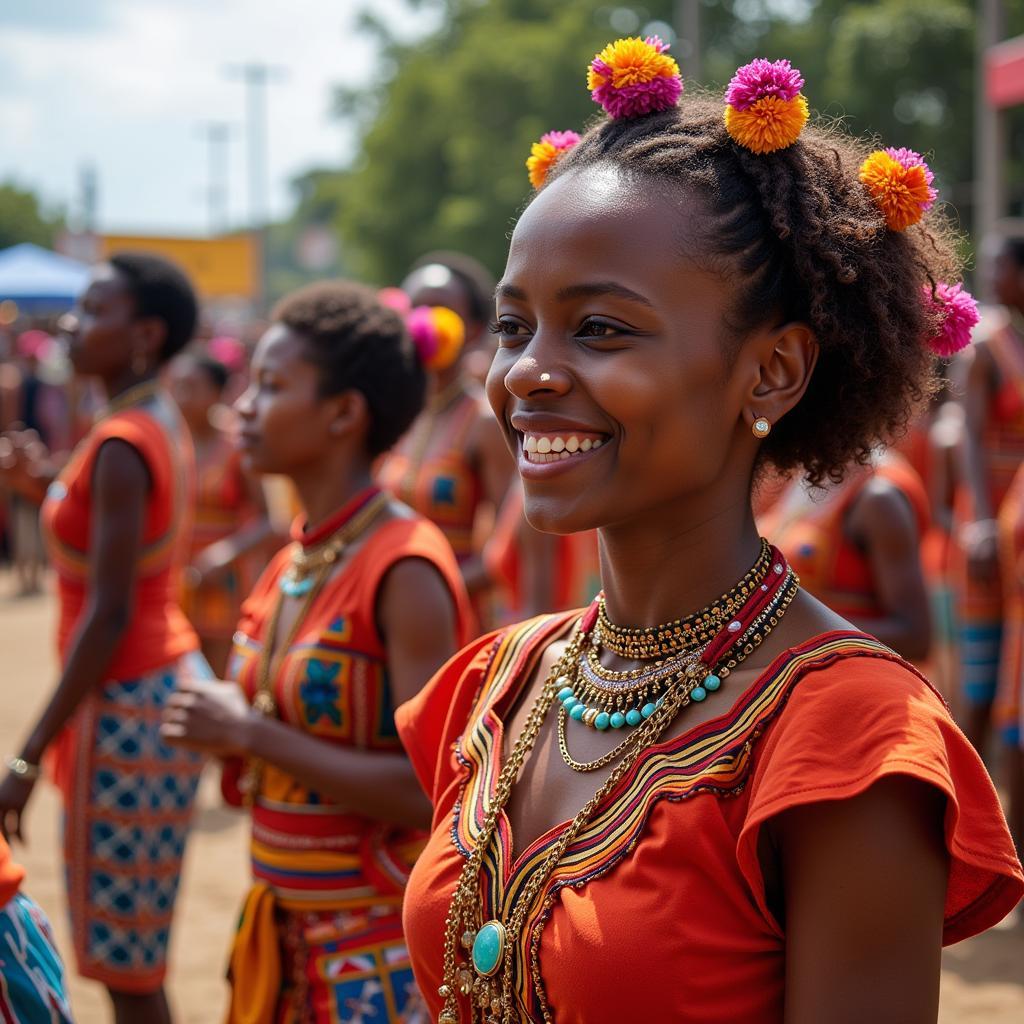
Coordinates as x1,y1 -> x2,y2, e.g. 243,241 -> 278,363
0,892 -> 75,1022
59,656 -> 204,992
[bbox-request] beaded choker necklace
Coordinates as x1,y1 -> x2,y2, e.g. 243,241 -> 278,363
595,538 -> 773,658
437,544 -> 799,1024
280,487 -> 386,597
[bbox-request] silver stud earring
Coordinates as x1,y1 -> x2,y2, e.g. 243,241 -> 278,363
752,417 -> 772,438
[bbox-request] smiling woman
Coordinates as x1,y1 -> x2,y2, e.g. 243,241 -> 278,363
394,42 -> 1023,1024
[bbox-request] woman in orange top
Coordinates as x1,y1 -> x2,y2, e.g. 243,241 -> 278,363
0,253 -> 204,1023
759,451 -> 932,663
168,352 -> 271,676
161,281 -> 473,1023
395,50 -> 1021,1024
377,254 -> 512,624
954,234 -> 1024,750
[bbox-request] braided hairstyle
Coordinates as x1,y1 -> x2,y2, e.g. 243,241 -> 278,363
272,281 -> 426,456
543,93 -> 963,485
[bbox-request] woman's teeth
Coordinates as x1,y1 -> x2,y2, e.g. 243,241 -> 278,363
522,433 -> 604,462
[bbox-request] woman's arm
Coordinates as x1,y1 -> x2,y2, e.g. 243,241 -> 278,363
845,478 -> 931,661
162,555 -> 460,830
778,775 -> 948,1024
959,346 -> 1000,581
0,438 -> 148,840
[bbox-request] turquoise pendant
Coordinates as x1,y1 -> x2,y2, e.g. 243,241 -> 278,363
471,920 -> 506,977
279,575 -> 315,597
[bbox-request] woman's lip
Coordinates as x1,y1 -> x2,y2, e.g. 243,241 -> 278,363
237,431 -> 259,448
515,434 -> 609,477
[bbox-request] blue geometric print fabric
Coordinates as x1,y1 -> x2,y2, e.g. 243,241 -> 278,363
63,660 -> 203,991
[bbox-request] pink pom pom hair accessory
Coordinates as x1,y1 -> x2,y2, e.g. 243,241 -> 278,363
923,282 -> 979,357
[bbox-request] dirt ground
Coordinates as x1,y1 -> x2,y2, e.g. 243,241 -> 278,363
1,582 -> 1022,1023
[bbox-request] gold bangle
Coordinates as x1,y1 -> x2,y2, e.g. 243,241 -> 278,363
5,755 -> 41,781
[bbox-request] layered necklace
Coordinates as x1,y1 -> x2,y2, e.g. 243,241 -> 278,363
239,485 -> 389,801
436,543 -> 799,1024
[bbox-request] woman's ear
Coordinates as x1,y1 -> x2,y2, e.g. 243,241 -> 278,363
744,321 -> 818,430
326,389 -> 370,441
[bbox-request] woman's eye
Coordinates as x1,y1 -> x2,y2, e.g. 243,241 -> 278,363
576,319 -> 621,339
489,318 -> 531,342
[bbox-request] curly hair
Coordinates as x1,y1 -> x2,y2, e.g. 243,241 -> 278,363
543,93 -> 963,484
109,252 -> 198,364
272,280 -> 426,456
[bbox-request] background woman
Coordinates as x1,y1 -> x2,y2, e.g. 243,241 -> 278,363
396,48 -> 1022,1024
168,351 -> 272,676
0,253 -> 204,1024
377,253 -> 512,625
162,281 -> 473,1023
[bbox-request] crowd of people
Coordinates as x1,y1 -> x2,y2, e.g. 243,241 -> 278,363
0,38 -> 1022,1024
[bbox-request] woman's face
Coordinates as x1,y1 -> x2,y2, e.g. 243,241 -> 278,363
167,356 -> 220,427
991,243 -> 1024,309
486,164 -> 758,535
233,324 -> 337,476
64,264 -> 140,377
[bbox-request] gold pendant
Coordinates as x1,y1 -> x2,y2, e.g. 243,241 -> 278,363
252,691 -> 277,716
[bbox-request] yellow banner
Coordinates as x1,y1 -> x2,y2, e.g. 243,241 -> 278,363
97,233 -> 259,300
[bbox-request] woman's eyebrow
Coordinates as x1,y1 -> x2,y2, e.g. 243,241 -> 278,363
555,281 -> 654,307
495,280 -> 654,307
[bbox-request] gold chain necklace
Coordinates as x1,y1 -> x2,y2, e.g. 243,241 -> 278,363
96,378 -> 162,421
240,492 -> 389,802
596,538 -> 772,658
437,551 -> 799,1023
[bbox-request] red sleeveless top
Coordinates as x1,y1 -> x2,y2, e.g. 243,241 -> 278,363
40,401 -> 198,679
396,617 -> 1022,1023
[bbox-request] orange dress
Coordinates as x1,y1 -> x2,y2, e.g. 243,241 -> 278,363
181,432 -> 259,640
225,515 -> 474,1024
377,389 -> 484,565
759,454 -> 929,625
997,463 -> 1024,746
951,323 -> 1024,704
39,398 -> 203,992
396,617 -> 1023,1023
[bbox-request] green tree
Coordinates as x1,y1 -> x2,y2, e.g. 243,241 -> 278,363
0,182 -> 64,251
313,0 -> 980,283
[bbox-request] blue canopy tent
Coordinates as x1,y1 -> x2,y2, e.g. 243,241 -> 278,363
0,243 -> 90,313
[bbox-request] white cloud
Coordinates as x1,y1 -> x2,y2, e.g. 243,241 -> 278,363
0,0 -> 437,235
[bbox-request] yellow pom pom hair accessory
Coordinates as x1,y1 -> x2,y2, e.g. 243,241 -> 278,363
526,130 -> 581,189
407,305 -> 465,372
858,148 -> 937,232
724,58 -> 809,154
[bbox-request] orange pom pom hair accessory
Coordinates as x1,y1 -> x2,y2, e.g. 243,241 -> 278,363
723,58 -> 809,154
587,36 -> 683,119
858,148 -> 938,232
407,305 -> 465,372
526,130 -> 581,189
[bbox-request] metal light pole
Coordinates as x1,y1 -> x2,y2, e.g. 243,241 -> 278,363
226,63 -> 286,311
198,121 -> 231,236
674,0 -> 702,84
975,0 -> 1007,273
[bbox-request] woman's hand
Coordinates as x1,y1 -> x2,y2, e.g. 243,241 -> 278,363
161,678 -> 254,757
0,773 -> 36,844
961,518 -> 1000,583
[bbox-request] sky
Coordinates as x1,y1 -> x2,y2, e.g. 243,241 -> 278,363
0,0 -> 437,237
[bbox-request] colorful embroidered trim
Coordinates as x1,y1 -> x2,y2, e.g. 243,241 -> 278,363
527,130 -> 581,189
859,147 -> 937,231
724,58 -> 808,154
588,36 -> 683,119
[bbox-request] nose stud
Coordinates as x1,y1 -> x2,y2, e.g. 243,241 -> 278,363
539,373 -> 551,383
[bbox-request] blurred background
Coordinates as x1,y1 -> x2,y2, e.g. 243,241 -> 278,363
1,3 -> 1023,1022
3,0 -> 1024,319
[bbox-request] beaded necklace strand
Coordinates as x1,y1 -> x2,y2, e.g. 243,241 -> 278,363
436,545 -> 798,1024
